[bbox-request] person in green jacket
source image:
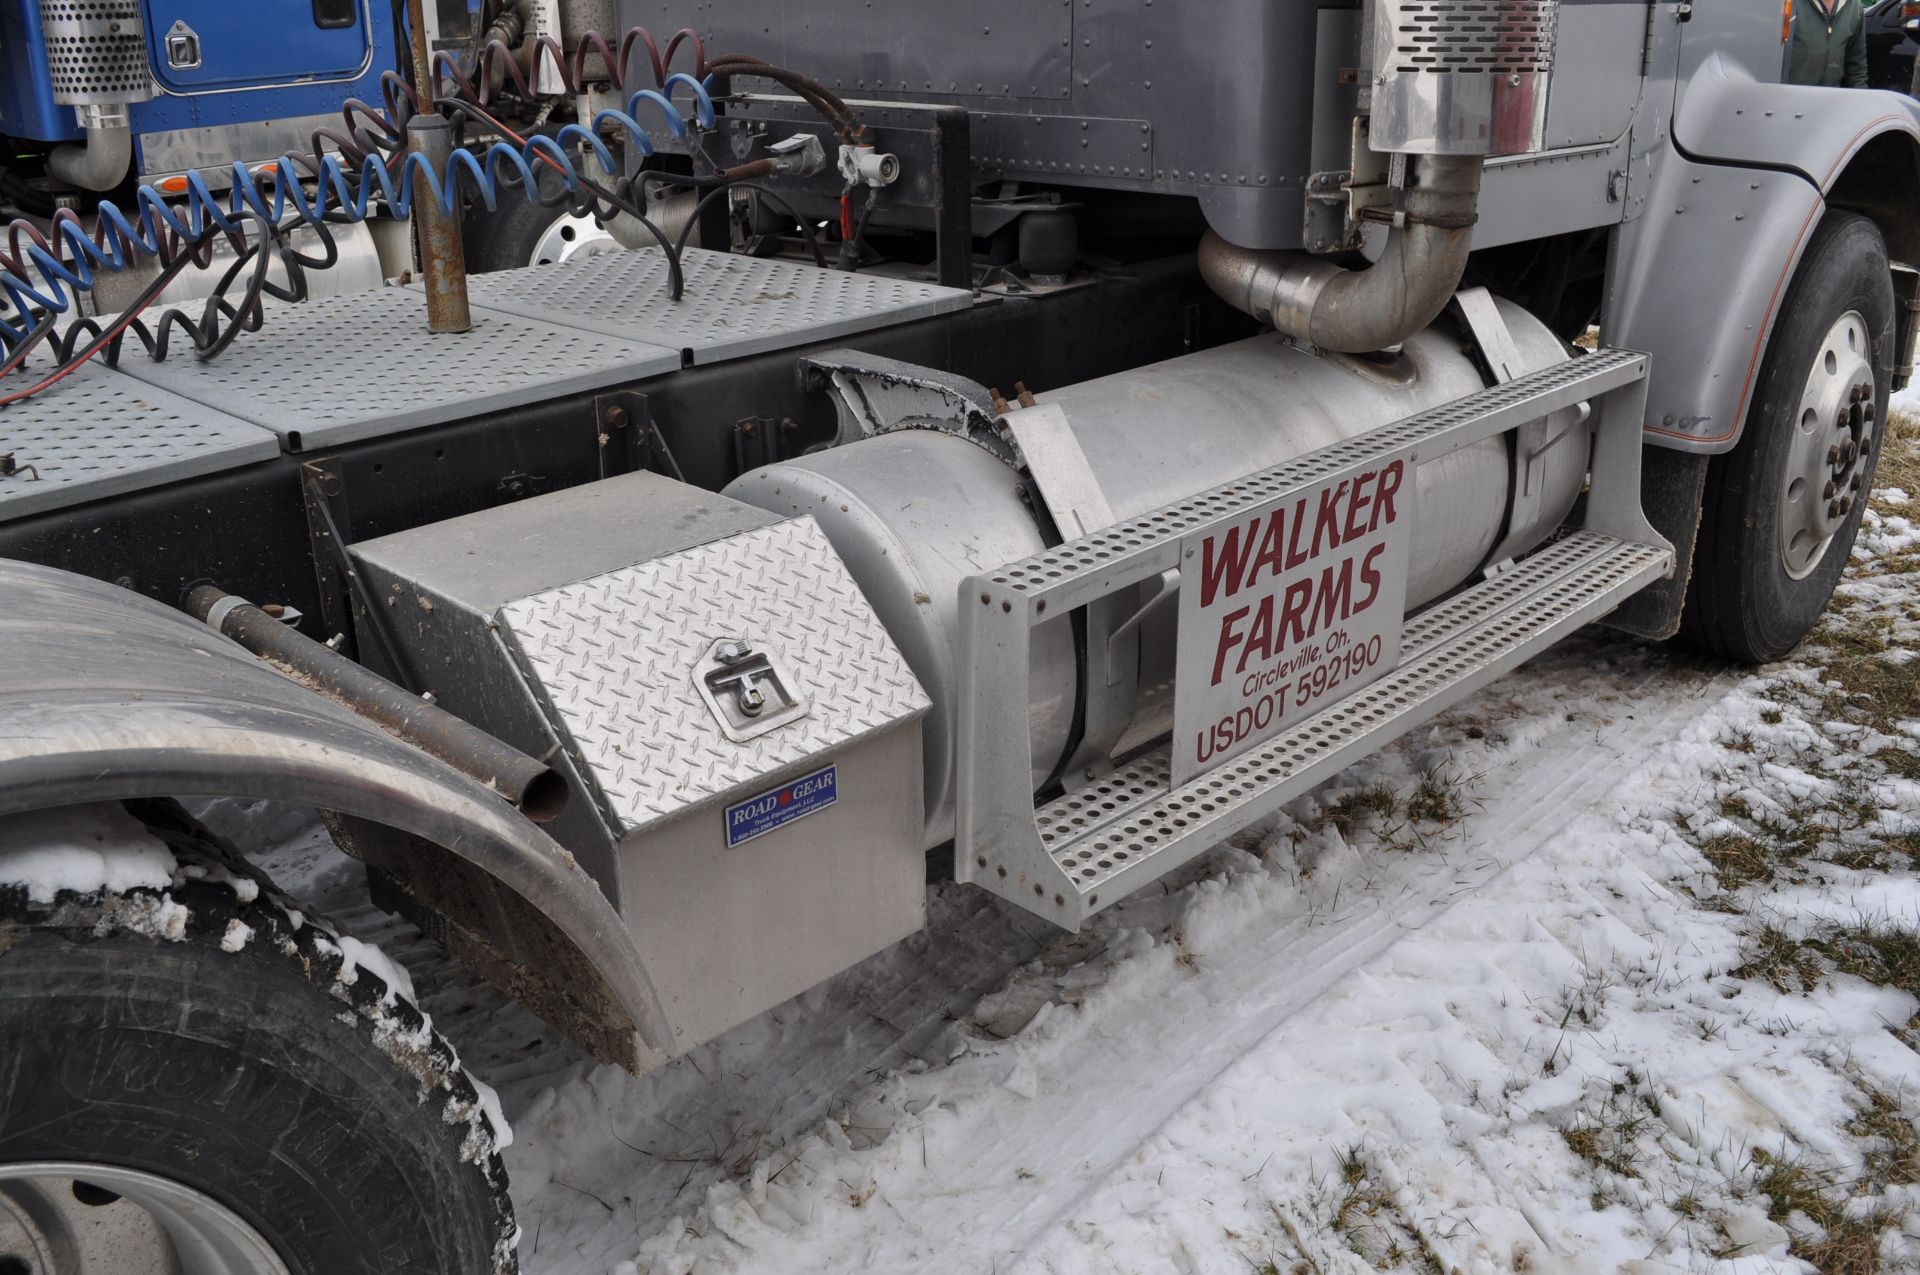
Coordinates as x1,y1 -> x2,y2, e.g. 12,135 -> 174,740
1789,0 -> 1870,87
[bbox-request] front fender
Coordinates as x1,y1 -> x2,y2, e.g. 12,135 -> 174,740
0,558 -> 670,1068
1675,55 -> 1920,189
1608,58 -> 1920,452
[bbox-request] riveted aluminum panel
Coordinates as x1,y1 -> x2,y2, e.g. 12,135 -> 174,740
631,0 -> 1329,248
678,0 -> 1069,100
449,247 -> 973,365
971,113 -> 1154,183
497,515 -> 931,832
110,288 -> 681,450
0,362 -> 278,521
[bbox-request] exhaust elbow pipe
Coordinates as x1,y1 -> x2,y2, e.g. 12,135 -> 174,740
47,104 -> 133,193
1200,154 -> 1484,354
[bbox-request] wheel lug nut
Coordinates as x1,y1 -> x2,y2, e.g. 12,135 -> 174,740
1825,479 -> 1839,499
1841,495 -> 1854,516
1828,444 -> 1843,464
1829,499 -> 1843,518
1851,473 -> 1863,491
1850,385 -> 1862,403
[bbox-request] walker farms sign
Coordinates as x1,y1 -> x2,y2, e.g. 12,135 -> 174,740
1170,460 -> 1414,786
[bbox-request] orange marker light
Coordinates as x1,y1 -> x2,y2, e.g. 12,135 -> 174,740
157,175 -> 189,194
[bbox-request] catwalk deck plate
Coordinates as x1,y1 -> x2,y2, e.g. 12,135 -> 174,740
0,362 -> 278,521
110,287 -> 682,450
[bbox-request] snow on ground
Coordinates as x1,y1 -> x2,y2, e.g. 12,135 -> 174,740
256,408 -> 1920,1274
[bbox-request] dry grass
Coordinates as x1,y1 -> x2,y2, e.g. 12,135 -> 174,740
1817,923 -> 1920,1000
1748,1148 -> 1896,1275
1876,401 -> 1920,498
1327,1146 -> 1442,1273
1818,615 -> 1920,736
1559,1084 -> 1652,1181
1698,833 -> 1773,890
1848,1087 -> 1920,1194
1314,784 -> 1400,839
1733,926 -> 1827,994
1404,770 -> 1470,826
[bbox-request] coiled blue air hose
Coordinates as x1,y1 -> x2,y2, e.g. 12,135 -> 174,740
0,76 -> 716,360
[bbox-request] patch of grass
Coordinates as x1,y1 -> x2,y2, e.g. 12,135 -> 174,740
1733,917 -> 1920,1003
1818,924 -> 1920,999
1874,404 -> 1920,497
1733,926 -> 1826,994
1314,784 -> 1399,838
1799,1212 -> 1893,1275
1751,1147 -> 1833,1221
1750,1148 -> 1894,1275
1561,1085 -> 1651,1181
1816,616 -> 1920,735
1878,748 -> 1920,781
1848,1087 -> 1920,1193
1404,769 -> 1473,826
1700,833 -> 1774,890
1326,1146 -> 1442,1274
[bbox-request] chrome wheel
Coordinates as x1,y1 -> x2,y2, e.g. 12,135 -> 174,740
528,210 -> 618,266
0,1162 -> 287,1275
1778,309 -> 1877,580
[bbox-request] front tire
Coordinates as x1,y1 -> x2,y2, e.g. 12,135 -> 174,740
0,802 -> 516,1275
1678,211 -> 1894,662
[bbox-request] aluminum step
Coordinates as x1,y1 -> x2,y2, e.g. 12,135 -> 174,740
954,348 -> 1672,930
1030,530 -> 1669,915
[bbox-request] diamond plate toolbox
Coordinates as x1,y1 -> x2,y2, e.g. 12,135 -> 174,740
497,516 -> 931,834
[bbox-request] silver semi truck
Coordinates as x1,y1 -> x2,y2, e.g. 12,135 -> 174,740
0,1 -> 1914,1269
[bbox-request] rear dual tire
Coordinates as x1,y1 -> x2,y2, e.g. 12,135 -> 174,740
0,802 -> 515,1275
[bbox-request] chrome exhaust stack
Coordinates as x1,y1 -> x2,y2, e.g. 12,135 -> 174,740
1201,0 -> 1559,353
36,0 -> 153,192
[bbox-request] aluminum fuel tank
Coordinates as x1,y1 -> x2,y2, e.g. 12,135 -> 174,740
726,299 -> 1586,846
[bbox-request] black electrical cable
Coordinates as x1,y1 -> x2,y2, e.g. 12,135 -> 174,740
669,179 -> 827,269
50,211 -> 296,369
0,220 -> 235,407
842,186 -> 878,273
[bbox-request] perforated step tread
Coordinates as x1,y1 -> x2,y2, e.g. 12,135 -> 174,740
1036,531 -> 1670,910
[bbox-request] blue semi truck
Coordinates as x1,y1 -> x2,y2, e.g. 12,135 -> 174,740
0,0 -> 622,304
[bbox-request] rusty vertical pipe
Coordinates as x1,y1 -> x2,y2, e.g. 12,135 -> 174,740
405,0 -> 473,333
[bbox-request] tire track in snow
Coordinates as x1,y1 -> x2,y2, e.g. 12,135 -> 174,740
603,638 -> 1734,1274
263,636 -> 1735,1273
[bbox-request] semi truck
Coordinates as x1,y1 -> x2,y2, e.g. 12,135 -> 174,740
1,1 -> 1915,1270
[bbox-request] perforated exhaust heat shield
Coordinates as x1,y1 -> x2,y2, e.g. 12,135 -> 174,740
1370,0 -> 1557,155
37,0 -> 153,106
